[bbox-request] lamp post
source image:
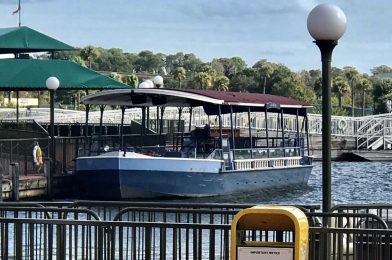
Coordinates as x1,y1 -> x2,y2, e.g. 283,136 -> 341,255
307,4 -> 347,212
46,76 -> 60,198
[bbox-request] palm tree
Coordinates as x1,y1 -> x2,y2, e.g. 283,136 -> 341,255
344,67 -> 360,116
193,72 -> 212,89
122,74 -> 139,88
332,76 -> 350,108
172,67 -> 186,88
258,63 -> 274,94
80,45 -> 100,69
109,72 -> 123,82
358,78 -> 373,116
213,76 -> 230,91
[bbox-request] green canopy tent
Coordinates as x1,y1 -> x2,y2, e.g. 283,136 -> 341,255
0,58 -> 128,90
0,26 -> 74,54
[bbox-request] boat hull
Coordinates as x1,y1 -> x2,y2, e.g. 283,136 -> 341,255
76,153 -> 312,199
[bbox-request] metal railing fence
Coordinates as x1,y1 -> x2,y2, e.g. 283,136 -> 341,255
2,214 -> 392,260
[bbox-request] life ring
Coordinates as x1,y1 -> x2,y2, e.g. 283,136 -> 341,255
337,119 -> 347,131
33,144 -> 43,169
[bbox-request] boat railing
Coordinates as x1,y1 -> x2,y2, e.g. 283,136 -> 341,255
234,156 -> 303,170
207,146 -> 308,170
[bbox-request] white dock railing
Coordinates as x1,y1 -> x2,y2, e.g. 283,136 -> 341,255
2,107 -> 392,150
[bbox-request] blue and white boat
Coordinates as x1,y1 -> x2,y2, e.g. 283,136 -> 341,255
76,88 -> 313,199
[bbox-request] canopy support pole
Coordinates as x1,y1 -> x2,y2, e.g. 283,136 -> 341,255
84,104 -> 90,156
98,105 -> 105,155
265,108 -> 270,159
230,106 -> 236,167
247,107 -> 253,161
120,106 -> 125,152
281,109 -> 286,158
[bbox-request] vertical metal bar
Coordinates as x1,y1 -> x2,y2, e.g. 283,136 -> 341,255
144,227 -> 152,260
120,106 -> 125,151
159,107 -> 165,136
62,138 -> 67,173
16,90 -> 19,124
305,113 -> 311,156
265,107 -> 270,158
316,40 -> 337,212
247,108 -> 253,160
99,105 -> 105,155
97,225 -> 103,260
11,162 -> 19,201
229,106 -> 236,168
189,107 -> 193,132
84,104 -> 90,156
15,223 -> 22,260
296,108 -> 301,156
49,90 -> 56,198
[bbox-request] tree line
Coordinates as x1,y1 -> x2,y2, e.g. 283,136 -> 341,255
3,45 -> 392,115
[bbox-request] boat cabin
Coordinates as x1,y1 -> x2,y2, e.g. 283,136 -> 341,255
81,88 -> 313,171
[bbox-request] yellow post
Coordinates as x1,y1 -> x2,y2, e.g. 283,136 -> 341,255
231,205 -> 309,260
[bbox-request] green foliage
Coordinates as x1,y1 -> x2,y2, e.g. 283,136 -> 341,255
80,45 -> 100,68
371,65 -> 392,75
122,74 -> 139,88
213,76 -> 230,91
372,79 -> 392,113
109,72 -> 123,82
15,45 -> 392,115
332,76 -> 350,107
192,72 -> 212,90
172,67 -> 186,88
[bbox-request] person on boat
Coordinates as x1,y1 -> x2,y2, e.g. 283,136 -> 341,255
33,141 -> 43,174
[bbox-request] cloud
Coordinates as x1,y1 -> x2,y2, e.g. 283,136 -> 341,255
170,0 -> 314,20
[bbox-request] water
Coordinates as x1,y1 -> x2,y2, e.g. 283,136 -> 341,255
180,161 -> 392,206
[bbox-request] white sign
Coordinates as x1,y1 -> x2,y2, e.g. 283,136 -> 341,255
237,247 -> 293,260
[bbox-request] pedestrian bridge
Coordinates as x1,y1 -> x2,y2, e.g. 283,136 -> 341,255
1,107 -> 392,150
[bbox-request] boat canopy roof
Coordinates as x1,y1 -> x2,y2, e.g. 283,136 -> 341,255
81,88 -> 311,116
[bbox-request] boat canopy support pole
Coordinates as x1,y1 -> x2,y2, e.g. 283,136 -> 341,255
265,108 -> 270,158
296,108 -> 301,156
156,107 -> 159,132
247,107 -> 253,160
189,107 -> 193,132
305,112 -> 310,156
159,107 -> 165,136
177,107 -> 183,151
281,109 -> 286,157
98,105 -> 105,155
84,104 -> 90,156
146,107 -> 150,130
218,105 -> 224,168
120,106 -> 125,151
178,107 -> 183,133
230,106 -> 236,168
140,107 -> 146,149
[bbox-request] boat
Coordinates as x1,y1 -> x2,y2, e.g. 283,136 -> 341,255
75,88 -> 313,199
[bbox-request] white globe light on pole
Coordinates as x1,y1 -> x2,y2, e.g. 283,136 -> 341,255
153,75 -> 164,88
307,4 -> 346,212
46,76 -> 60,91
145,79 -> 154,88
307,4 -> 347,41
138,81 -> 152,89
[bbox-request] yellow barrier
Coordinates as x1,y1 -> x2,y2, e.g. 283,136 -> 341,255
231,205 -> 309,260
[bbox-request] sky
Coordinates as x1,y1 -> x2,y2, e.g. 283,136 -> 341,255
1,0 -> 392,74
